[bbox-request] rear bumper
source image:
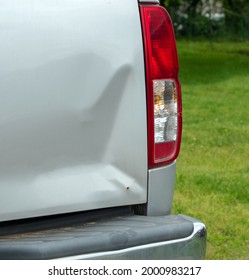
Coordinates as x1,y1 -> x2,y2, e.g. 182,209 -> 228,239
63,215 -> 206,260
0,210 -> 206,260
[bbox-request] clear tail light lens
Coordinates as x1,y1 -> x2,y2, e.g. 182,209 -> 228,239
154,79 -> 177,143
140,4 -> 182,168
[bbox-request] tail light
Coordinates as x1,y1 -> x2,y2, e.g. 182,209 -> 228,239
139,4 -> 182,168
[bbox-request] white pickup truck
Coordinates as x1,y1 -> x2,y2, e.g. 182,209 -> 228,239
0,0 -> 206,259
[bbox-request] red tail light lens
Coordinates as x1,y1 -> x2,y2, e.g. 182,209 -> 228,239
140,4 -> 182,168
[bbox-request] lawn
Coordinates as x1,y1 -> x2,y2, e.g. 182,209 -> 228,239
173,40 -> 249,259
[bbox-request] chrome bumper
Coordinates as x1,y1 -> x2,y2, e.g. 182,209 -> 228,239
0,211 -> 206,260
61,215 -> 206,260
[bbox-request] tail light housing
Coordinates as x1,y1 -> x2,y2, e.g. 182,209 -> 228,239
140,4 -> 182,168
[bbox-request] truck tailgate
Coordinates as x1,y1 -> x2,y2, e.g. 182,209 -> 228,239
0,0 -> 147,221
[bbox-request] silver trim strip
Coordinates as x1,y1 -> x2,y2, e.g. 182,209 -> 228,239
138,0 -> 160,3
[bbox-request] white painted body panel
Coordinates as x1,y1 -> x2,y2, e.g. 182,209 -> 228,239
0,0 -> 147,221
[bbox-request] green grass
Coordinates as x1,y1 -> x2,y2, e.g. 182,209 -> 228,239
173,40 -> 249,259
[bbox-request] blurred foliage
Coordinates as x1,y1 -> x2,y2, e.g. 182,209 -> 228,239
173,40 -> 249,259
161,0 -> 249,39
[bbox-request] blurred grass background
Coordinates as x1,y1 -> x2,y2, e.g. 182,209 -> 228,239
172,41 -> 249,259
